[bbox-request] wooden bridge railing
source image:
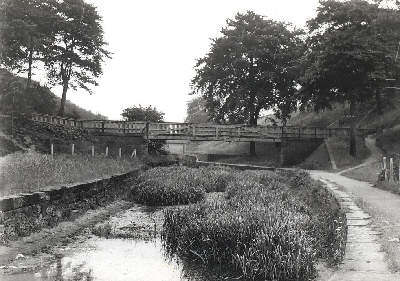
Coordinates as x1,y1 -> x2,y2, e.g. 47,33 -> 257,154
146,123 -> 354,141
30,113 -> 375,141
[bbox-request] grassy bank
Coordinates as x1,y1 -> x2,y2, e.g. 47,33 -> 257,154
0,151 -> 141,197
155,167 -> 347,281
326,136 -> 370,169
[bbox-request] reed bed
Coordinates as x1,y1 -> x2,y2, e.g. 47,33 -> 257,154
133,165 -> 231,206
162,168 -> 347,281
0,151 -> 140,197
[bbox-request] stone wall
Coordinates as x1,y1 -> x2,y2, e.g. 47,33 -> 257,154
0,169 -> 141,240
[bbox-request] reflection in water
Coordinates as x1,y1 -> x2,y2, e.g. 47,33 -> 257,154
30,238 -> 207,281
2,205 -> 237,281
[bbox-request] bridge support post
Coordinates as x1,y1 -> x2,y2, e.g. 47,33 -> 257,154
279,140 -> 285,166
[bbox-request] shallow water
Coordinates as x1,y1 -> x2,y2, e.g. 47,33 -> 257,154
1,205 -> 224,281
3,237 -> 212,281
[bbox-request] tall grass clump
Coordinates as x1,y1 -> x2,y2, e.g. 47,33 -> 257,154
197,166 -> 232,192
163,169 -> 347,280
134,166 -> 206,206
133,165 -> 233,206
0,151 -> 140,197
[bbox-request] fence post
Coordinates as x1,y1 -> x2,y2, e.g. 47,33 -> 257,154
398,158 -> 400,182
216,126 -> 219,138
50,143 -> 54,157
105,146 -> 109,157
390,158 -> 394,182
91,145 -> 95,157
119,147 -> 122,158
71,143 -> 75,155
383,157 -> 387,181
145,122 -> 150,153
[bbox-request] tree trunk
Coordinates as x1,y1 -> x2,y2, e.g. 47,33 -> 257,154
58,82 -> 68,116
349,100 -> 357,157
249,114 -> 257,157
26,38 -> 33,89
249,142 -> 256,157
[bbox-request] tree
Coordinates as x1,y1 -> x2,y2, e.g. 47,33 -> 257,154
45,0 -> 110,116
121,105 -> 165,122
299,0 -> 400,156
185,96 -> 210,123
121,105 -> 166,154
0,0 -> 56,88
191,11 -> 304,155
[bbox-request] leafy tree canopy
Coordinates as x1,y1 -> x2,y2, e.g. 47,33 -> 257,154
0,0 -> 110,116
0,0 -> 56,88
191,11 -> 304,126
45,0 -> 111,116
121,105 -> 165,123
185,96 -> 210,123
299,0 -> 400,112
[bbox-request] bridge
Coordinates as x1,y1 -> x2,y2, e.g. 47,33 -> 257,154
30,113 -> 375,143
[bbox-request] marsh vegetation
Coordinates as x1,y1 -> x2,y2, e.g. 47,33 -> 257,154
133,166 -> 347,281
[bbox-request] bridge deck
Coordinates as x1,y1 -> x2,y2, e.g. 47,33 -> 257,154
30,113 -> 375,142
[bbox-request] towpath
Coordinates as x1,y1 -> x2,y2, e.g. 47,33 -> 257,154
311,136 -> 400,280
338,135 -> 383,176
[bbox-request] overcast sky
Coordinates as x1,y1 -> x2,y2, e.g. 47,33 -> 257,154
49,0 -> 322,121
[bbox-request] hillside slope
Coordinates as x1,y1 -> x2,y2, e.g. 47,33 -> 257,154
286,92 -> 400,158
0,69 -> 106,120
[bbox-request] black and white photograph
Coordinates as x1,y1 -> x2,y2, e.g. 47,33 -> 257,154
0,0 -> 400,280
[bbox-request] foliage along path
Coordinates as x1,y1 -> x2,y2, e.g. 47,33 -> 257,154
311,138 -> 400,281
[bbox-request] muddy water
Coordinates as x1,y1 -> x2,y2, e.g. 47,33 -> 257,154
1,206 -> 220,281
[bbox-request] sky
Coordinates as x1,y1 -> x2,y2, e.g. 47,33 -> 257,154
45,0 -> 322,121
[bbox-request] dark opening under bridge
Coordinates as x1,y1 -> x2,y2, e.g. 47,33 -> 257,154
31,114 -> 375,143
